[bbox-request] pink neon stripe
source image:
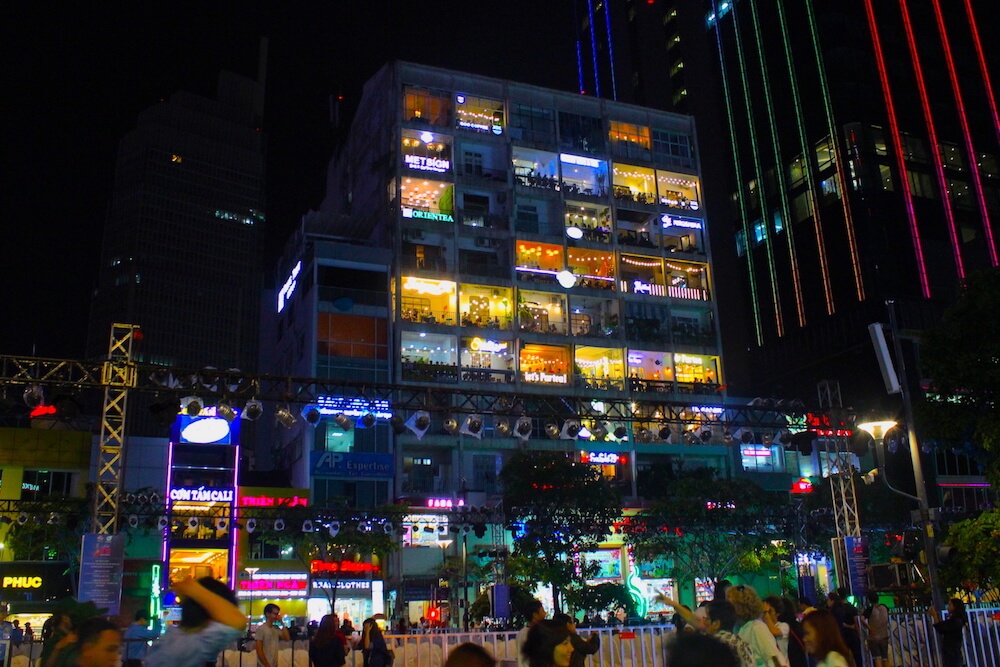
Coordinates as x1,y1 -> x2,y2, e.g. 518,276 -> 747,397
862,0 -> 931,298
898,0 -> 964,279
933,0 -> 999,266
963,0 -> 1000,147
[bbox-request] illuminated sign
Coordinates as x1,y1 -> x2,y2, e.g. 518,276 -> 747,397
523,371 -> 569,384
633,280 -> 653,295
315,396 -> 393,420
806,413 -> 853,437
627,355 -> 642,365
740,446 -> 773,458
791,478 -> 814,494
311,452 -> 394,479
675,354 -> 704,365
560,153 -> 602,168
468,338 -> 508,353
313,580 -> 372,590
169,486 -> 235,503
236,573 -> 308,599
241,495 -> 308,507
404,154 -> 451,173
581,451 -> 627,465
277,260 -> 301,313
311,560 -> 381,574
2,577 -> 42,589
427,498 -> 465,509
402,208 -> 454,223
21,482 -> 40,492
661,215 -> 703,230
179,416 -> 233,444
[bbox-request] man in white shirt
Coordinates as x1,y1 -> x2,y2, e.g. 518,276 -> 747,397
516,600 -> 547,667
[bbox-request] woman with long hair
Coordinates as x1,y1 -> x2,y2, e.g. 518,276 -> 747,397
929,598 -> 968,667
310,615 -> 346,667
522,619 -> 574,667
726,585 -> 788,667
802,610 -> 856,667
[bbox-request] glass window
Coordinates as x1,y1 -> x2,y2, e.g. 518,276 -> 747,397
940,143 -> 965,171
458,284 -> 513,329
560,153 -> 609,197
620,254 -> 665,295
656,171 -> 701,211
979,153 -> 998,179
460,336 -> 515,384
559,111 -> 606,153
19,470 -> 74,500
652,129 -> 694,168
871,126 -> 888,156
879,164 -> 894,191
399,277 -> 457,325
566,202 -> 612,243
400,178 -> 454,222
520,343 -> 571,384
567,248 -> 616,290
947,179 -> 973,209
907,171 -> 936,199
792,191 -> 813,223
513,147 -> 560,190
820,174 -> 841,201
510,104 -> 556,144
575,346 -> 625,390
815,136 -> 836,171
673,353 -> 720,390
613,164 -> 657,205
401,129 -> 452,174
664,259 -> 709,300
788,155 -> 806,187
317,314 -> 388,360
609,121 -> 652,160
403,86 -> 452,127
740,445 -> 785,473
518,290 -> 567,334
902,134 -> 928,163
455,93 -> 504,135
401,332 -> 458,382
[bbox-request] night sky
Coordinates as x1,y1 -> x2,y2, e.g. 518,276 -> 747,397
4,1 -> 579,360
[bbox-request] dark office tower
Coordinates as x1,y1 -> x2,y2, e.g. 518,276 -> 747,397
88,71 -> 266,422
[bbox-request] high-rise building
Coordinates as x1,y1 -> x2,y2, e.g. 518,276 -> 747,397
88,71 -> 266,434
578,1 -> 1000,406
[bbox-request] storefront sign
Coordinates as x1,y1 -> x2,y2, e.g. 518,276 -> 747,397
740,446 -> 773,458
241,495 -> 309,507
404,154 -> 451,173
78,533 -> 126,616
560,153 -> 602,168
469,338 -> 508,353
427,498 -> 465,508
0,562 -> 73,601
169,486 -> 235,503
2,576 -> 42,588
177,414 -> 235,445
523,371 -> 568,384
237,574 -> 308,599
311,452 -> 394,479
403,208 -> 454,223
791,478 -> 814,494
633,280 -> 653,295
661,215 -> 702,229
581,452 -> 627,465
311,560 -> 380,574
312,580 -> 372,590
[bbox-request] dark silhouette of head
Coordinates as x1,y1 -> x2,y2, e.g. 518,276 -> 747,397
522,619 -> 572,667
180,577 -> 237,629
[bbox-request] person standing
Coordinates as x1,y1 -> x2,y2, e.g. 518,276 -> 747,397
860,592 -> 888,667
726,585 -> 788,667
693,600 -> 755,667
553,614 -> 599,667
256,604 -> 290,667
145,577 -> 246,667
929,598 -> 968,667
123,610 -> 162,667
802,610 -> 855,667
310,615 -> 347,667
516,601 -> 547,667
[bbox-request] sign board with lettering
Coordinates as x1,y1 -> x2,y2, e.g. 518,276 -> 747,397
311,451 -> 394,479
78,533 -> 126,616
0,561 -> 73,602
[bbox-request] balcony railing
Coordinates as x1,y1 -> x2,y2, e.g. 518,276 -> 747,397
400,308 -> 457,325
401,362 -> 459,383
459,368 -> 515,384
666,285 -> 709,301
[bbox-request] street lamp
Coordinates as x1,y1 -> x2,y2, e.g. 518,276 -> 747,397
244,566 -> 260,634
865,300 -> 944,611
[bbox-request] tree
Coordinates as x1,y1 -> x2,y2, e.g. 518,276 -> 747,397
938,509 -> 1000,602
916,268 -> 1000,486
500,450 -> 622,611
624,468 -> 790,588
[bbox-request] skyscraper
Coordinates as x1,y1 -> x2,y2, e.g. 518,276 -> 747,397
88,70 -> 267,424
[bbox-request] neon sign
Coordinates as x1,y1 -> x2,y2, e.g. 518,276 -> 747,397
791,478 -> 814,494
277,261 -> 301,313
313,580 -> 372,590
311,560 -> 381,574
315,396 -> 393,420
169,487 -> 235,503
661,215 -> 702,229
241,495 -> 309,507
523,371 -> 568,384
469,338 -> 508,353
403,208 -> 454,223
581,451 -> 627,465
404,154 -> 451,173
427,498 -> 465,509
560,153 -> 602,168
633,280 -> 653,294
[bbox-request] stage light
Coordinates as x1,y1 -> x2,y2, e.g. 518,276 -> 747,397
329,521 -> 340,538
515,416 -> 533,440
699,427 -> 713,443
461,415 -> 484,439
181,396 -> 203,416
545,422 -> 560,439
216,518 -> 228,532
127,515 -> 139,529
242,399 -> 263,421
275,406 -> 297,429
658,425 -> 672,442
591,422 -> 608,441
406,411 -> 431,439
302,520 -> 314,533
390,415 -> 407,435
495,418 -> 512,437
273,518 -> 285,531
560,420 -> 581,439
444,416 -> 459,434
246,518 -> 257,533
301,405 -> 322,426
613,425 -> 628,440
360,412 -> 377,428
217,402 -> 237,423
23,386 -> 44,408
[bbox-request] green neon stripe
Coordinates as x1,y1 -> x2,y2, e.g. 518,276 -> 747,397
805,0 -> 865,301
711,4 -> 764,345
748,0 -> 806,327
730,1 -> 785,336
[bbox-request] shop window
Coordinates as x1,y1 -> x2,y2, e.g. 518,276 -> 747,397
656,171 -> 700,211
513,146 -> 560,190
740,445 -> 785,473
788,155 -> 806,188
401,129 -> 452,175
567,248 -> 616,290
560,153 -> 609,197
815,136 -> 836,171
455,93 -> 504,134
620,254 -> 664,296
609,121 -> 651,160
902,134 -> 928,164
613,164 -> 657,205
673,353 -> 719,390
400,178 -> 454,220
575,346 -> 625,390
459,284 -> 513,329
400,277 -> 456,324
520,343 -> 571,384
401,332 -> 458,382
460,336 -> 514,383
518,290 -> 567,334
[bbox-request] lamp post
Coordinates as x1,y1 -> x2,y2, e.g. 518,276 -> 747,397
244,566 -> 260,634
863,300 -> 944,611
435,539 -> 453,627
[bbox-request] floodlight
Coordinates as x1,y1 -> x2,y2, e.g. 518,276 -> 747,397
242,399 -> 263,421
181,396 -> 203,416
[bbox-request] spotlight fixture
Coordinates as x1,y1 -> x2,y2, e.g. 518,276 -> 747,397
682,429 -> 698,445
187,517 -> 199,530
216,402 -> 237,423
495,417 -> 512,437
302,520 -> 314,533
613,425 -> 628,440
515,416 -> 533,440
333,413 -> 352,430
635,426 -> 652,443
406,411 -> 432,439
591,422 -> 608,441
157,516 -> 169,531
246,518 -> 257,533
761,432 -> 774,446
560,420 -> 582,439
22,385 -> 44,408
273,518 -> 285,532
390,415 -> 407,435
699,427 -> 713,443
658,425 -> 673,442
275,406 -> 297,429
461,415 -> 484,439
329,521 -> 341,538
722,429 -> 735,445
544,422 -> 561,439
180,396 -> 203,416
301,405 -> 322,426
732,428 -> 754,445
383,521 -> 395,534
216,518 -> 228,532
444,416 -> 459,434
127,515 -> 140,529
437,523 -> 449,536
360,412 -> 377,428
47,512 -> 60,525
241,399 -> 263,421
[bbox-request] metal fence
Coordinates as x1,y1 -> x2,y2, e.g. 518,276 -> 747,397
863,605 -> 1000,667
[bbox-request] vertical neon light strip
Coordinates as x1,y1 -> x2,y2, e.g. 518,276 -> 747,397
230,440 -> 240,586
576,40 -> 586,94
860,0 -> 930,297
748,0 -> 806,327
163,438 -> 175,571
775,1 -> 834,316
603,3 -> 617,101
730,0 -> 784,336
898,0 -> 965,279
962,0 -> 1000,149
711,1 -> 764,345
587,0 -> 601,98
931,0 -> 998,267
805,0 -> 866,302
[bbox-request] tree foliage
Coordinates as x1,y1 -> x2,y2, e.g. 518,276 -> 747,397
624,468 -> 790,585
916,268 -> 1000,486
938,509 -> 1000,602
500,450 -> 622,611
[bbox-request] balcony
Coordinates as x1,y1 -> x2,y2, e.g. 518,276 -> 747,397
401,361 -> 459,383
667,285 -> 710,301
459,368 -> 515,384
400,307 -> 456,326
574,375 -> 626,392
458,209 -> 508,230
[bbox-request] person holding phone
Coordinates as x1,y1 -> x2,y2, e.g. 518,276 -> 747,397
257,604 -> 290,667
